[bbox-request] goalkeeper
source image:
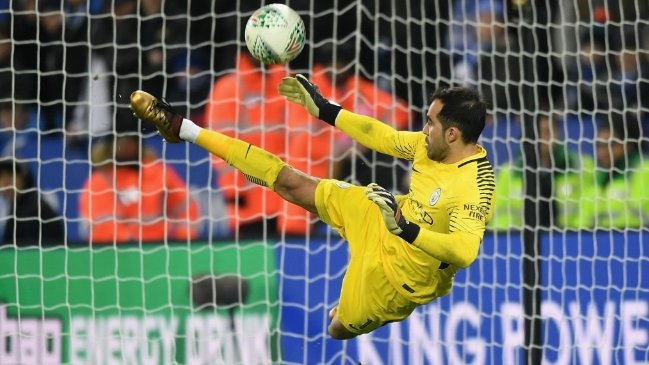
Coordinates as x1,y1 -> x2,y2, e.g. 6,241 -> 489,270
130,75 -> 495,339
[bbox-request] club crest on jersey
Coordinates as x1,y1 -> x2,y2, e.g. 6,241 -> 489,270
429,188 -> 441,206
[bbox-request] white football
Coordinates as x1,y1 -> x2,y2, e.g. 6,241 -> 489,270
244,4 -> 306,65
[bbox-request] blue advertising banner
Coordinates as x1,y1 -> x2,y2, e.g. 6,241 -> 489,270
278,231 -> 649,365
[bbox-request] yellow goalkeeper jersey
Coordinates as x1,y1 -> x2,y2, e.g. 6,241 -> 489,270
336,110 -> 496,303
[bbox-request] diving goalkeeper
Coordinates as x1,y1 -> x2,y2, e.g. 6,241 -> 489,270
130,75 -> 495,340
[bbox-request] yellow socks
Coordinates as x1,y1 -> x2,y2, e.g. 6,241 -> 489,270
194,128 -> 287,190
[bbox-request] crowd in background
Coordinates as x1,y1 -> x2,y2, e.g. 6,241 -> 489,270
0,0 -> 648,245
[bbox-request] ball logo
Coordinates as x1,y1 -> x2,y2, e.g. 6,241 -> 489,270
429,188 -> 441,206
245,4 -> 305,65
284,28 -> 305,57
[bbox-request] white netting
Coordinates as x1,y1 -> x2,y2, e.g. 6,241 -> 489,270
0,1 -> 648,364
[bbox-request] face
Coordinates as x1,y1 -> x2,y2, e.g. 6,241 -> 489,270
596,129 -> 625,169
580,42 -> 605,67
477,11 -> 503,45
538,115 -> 557,161
114,136 -> 140,164
422,99 -> 450,162
40,11 -> 62,33
0,171 -> 20,201
619,49 -> 638,75
0,105 -> 27,130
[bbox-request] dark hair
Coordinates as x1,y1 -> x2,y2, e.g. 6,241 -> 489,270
431,87 -> 487,143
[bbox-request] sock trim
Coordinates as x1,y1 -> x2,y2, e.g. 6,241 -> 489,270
179,118 -> 200,142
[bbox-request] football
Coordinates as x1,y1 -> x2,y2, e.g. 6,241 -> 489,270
244,4 -> 306,65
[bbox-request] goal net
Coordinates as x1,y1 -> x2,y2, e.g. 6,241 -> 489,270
0,0 -> 648,364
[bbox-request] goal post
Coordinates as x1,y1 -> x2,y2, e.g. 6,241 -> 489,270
0,1 -> 648,364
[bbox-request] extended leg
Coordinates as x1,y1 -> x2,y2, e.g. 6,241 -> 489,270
130,90 -> 319,213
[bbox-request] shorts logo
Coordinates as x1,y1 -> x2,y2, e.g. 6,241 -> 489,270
335,181 -> 351,189
429,188 -> 441,206
349,318 -> 374,330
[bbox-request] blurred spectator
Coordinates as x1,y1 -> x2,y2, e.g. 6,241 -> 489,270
13,0 -> 91,132
446,0 -> 519,121
91,0 -> 148,103
66,48 -> 112,147
447,0 -> 499,62
314,42 -> 411,191
203,50 -> 288,237
610,45 -> 649,120
163,1 -> 215,120
91,0 -> 187,108
9,1 -> 38,107
78,109 -> 199,243
564,26 -> 614,113
550,2 -> 604,80
0,102 -> 39,157
68,0 -> 192,147
579,111 -> 649,228
492,111 -> 596,230
65,0 -> 113,147
282,122 -> 340,235
0,159 -> 65,246
0,28 -> 35,103
550,1 -> 649,112
166,51 -> 212,125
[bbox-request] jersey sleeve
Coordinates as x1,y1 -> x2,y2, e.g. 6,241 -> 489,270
411,230 -> 481,268
410,193 -> 489,268
335,109 -> 421,160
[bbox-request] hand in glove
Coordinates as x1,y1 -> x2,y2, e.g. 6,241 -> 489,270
365,183 -> 420,244
278,74 -> 342,126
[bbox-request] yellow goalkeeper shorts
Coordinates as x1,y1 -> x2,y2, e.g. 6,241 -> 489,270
315,179 -> 418,335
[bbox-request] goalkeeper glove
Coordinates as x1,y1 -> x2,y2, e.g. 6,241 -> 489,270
365,183 -> 420,244
278,74 -> 342,126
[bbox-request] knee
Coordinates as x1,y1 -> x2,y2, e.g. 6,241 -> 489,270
328,321 -> 358,340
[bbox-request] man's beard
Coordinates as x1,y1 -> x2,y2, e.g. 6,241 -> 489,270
427,142 -> 450,162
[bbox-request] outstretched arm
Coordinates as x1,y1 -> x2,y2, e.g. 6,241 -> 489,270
278,74 -> 342,125
279,74 -> 418,158
365,183 -> 482,268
